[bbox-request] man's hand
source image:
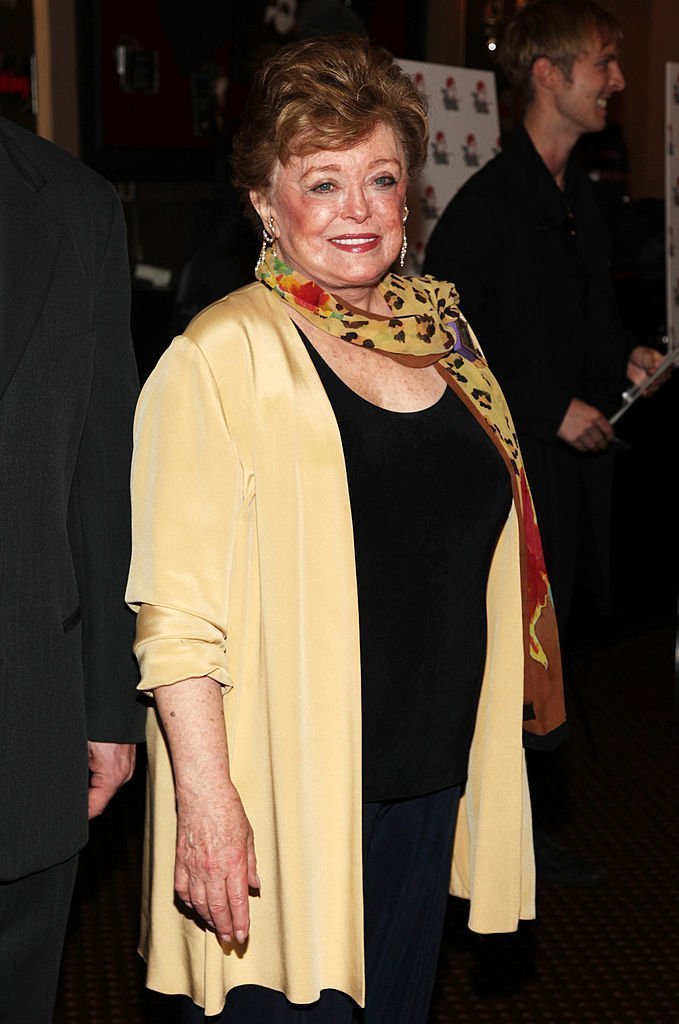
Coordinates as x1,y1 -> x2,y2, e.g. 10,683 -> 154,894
626,345 -> 670,396
87,741 -> 136,819
557,397 -> 615,452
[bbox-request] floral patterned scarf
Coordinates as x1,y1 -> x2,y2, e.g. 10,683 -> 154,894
256,250 -> 564,743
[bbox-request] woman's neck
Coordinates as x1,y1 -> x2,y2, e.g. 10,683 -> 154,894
335,284 -> 392,316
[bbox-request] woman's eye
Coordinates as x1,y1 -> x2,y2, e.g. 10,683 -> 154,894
311,182 -> 334,193
375,175 -> 396,188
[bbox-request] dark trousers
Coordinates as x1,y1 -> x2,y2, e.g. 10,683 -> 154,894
182,786 -> 460,1024
0,854 -> 79,1024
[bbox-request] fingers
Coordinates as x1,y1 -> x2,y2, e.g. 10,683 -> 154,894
225,869 -> 251,944
575,416 -> 614,452
558,398 -> 614,452
628,345 -> 664,376
88,775 -> 117,819
627,346 -> 674,398
642,367 -> 672,398
247,832 -> 261,893
87,742 -> 136,819
175,860 -> 251,944
568,408 -> 614,452
174,806 -> 257,945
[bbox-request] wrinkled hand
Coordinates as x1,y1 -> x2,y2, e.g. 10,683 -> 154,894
557,397 -> 615,452
88,741 -> 136,819
175,784 -> 259,945
627,345 -> 671,396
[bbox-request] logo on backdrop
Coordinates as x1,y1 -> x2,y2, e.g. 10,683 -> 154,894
472,81 -> 490,113
441,76 -> 460,111
431,131 -> 450,165
462,133 -> 480,166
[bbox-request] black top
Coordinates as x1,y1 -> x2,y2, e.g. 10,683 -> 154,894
298,327 -> 511,802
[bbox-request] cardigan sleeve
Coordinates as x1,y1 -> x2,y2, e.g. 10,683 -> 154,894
125,335 -> 243,692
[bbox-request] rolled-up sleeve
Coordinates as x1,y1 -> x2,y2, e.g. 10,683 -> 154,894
126,335 -> 241,692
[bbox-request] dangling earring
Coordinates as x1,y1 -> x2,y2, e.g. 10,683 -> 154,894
255,215 -> 277,273
268,215 -> 278,259
255,225 -> 273,273
399,204 -> 409,269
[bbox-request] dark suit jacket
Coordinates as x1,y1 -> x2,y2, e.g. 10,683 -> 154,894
423,127 -> 628,625
0,118 -> 145,880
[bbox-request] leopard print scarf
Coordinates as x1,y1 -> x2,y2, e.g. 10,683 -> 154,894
256,250 -> 463,363
256,249 -> 564,742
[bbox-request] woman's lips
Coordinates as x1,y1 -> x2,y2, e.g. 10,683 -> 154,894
329,235 -> 380,253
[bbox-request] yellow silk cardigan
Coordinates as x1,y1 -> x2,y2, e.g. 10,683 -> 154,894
126,282 -> 535,1015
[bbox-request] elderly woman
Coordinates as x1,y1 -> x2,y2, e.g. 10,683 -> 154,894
126,34 -> 565,1024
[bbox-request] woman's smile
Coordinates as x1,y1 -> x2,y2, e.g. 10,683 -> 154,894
328,233 -> 381,253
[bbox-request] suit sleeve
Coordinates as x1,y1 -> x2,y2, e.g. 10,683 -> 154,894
424,190 -> 573,441
125,336 -> 240,693
69,185 -> 145,742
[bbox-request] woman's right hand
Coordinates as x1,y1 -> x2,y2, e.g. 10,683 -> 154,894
153,675 -> 260,945
175,784 -> 259,944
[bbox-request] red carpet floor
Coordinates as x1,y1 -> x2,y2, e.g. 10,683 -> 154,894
54,625 -> 678,1023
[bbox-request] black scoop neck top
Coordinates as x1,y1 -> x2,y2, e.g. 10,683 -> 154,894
298,326 -> 512,802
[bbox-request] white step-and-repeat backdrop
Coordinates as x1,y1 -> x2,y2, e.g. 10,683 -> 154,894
398,60 -> 500,277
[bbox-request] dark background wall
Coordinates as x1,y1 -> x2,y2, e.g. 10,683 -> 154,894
1,0 -> 676,636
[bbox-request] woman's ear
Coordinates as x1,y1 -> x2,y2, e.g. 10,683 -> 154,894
249,190 -> 270,230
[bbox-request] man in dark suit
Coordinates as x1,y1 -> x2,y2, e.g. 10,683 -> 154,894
0,116 -> 145,1022
424,0 -> 663,883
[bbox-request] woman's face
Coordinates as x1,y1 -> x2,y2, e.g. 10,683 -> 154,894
252,122 -> 408,308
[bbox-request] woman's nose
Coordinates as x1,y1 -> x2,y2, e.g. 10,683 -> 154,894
343,186 -> 369,221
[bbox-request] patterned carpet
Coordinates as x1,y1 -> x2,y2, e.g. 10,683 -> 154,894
53,623 -> 678,1024
429,627 -> 679,1024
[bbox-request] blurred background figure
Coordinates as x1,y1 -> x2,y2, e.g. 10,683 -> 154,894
424,0 -> 668,886
169,180 -> 257,336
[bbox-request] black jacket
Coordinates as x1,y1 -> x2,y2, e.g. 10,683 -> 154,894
424,127 -> 628,624
0,118 -> 145,880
